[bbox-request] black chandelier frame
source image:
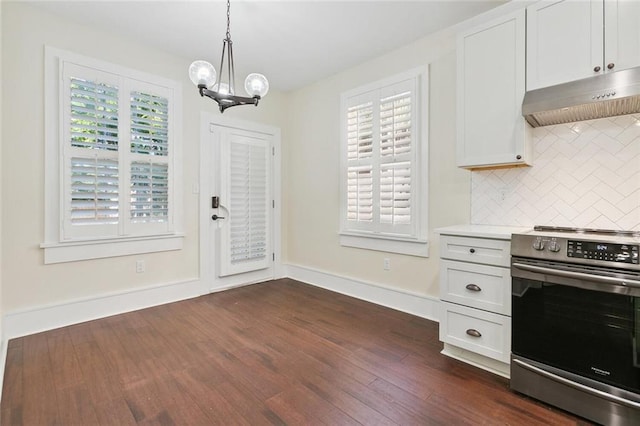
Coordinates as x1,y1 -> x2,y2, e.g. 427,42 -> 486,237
197,0 -> 262,113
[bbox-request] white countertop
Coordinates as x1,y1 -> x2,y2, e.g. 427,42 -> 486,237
435,224 -> 531,240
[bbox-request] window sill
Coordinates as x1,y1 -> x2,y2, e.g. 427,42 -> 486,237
340,232 -> 429,257
40,233 -> 184,264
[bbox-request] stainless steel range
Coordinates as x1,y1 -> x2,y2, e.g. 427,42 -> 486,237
510,226 -> 640,425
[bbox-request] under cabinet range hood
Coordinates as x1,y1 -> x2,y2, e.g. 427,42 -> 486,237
522,66 -> 640,127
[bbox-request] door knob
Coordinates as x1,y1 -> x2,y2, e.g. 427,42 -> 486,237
593,65 -> 601,72
607,63 -> 615,70
211,214 -> 225,221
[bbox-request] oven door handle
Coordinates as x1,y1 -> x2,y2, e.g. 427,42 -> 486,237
512,262 -> 640,289
512,358 -> 640,410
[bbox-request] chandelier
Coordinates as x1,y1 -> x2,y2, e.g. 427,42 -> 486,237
188,0 -> 269,113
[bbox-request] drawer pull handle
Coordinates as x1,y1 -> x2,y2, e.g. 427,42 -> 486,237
465,284 -> 481,292
469,248 -> 476,254
466,329 -> 482,338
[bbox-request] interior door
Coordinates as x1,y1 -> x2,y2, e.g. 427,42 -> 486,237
206,122 -> 275,290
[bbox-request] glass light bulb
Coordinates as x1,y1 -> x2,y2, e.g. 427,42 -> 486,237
188,60 -> 216,88
244,73 -> 269,97
212,82 -> 234,96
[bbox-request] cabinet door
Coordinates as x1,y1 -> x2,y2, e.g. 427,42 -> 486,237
605,0 -> 640,74
456,10 -> 530,169
527,0 -> 603,90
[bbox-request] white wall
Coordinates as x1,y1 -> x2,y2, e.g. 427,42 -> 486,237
0,3 -> 287,320
284,30 -> 471,298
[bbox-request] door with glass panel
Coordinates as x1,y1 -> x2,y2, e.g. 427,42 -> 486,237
208,124 -> 274,289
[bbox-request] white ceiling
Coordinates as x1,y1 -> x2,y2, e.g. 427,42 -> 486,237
27,0 -> 507,92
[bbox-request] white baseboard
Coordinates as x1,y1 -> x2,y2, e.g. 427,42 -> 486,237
284,263 -> 440,322
3,278 -> 205,341
2,268 -> 439,342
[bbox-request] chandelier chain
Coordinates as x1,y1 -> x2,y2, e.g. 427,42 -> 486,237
226,0 -> 231,40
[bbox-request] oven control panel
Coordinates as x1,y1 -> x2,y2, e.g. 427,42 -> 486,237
567,240 -> 639,264
512,231 -> 640,270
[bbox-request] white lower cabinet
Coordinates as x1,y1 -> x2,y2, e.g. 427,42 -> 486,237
440,260 -> 511,315
439,301 -> 511,363
436,225 -> 524,378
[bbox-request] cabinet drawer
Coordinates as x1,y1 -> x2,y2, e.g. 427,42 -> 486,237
439,301 -> 511,363
440,235 -> 511,267
440,260 -> 511,315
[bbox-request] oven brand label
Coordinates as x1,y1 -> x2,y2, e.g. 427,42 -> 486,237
591,367 -> 611,376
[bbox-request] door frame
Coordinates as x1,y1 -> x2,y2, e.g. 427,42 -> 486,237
199,111 -> 282,293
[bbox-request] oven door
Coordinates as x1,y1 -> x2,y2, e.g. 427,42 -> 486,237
511,257 -> 640,394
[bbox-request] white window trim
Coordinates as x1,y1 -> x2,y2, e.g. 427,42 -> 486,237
339,67 -> 429,257
42,47 -> 184,264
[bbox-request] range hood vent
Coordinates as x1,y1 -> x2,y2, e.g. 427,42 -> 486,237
522,66 -> 640,127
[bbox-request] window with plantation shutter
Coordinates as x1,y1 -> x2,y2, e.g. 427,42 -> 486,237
43,48 -> 183,263
340,67 -> 429,257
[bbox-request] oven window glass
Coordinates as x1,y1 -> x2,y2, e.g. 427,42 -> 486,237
512,277 -> 640,393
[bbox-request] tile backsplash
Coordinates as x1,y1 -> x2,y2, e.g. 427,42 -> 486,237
471,114 -> 640,231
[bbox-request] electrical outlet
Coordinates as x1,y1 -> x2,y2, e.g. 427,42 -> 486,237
136,260 -> 145,273
383,258 -> 391,271
499,187 -> 508,201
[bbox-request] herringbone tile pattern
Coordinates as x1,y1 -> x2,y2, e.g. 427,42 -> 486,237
472,114 -> 640,230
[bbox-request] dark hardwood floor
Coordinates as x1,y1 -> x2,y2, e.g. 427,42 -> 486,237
1,278 -> 592,425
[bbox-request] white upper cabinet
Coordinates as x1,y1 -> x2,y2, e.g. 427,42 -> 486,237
456,10 -> 531,169
605,0 -> 640,74
527,0 -> 640,91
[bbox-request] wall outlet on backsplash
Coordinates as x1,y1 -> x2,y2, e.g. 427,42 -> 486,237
471,114 -> 640,231
499,187 -> 509,202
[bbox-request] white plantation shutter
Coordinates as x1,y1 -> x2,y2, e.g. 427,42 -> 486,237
69,78 -> 119,151
346,101 -> 375,226
60,61 -> 176,241
380,92 -> 412,157
63,65 -> 121,238
379,91 -> 413,233
68,76 -> 120,226
340,68 -> 427,249
127,87 -> 172,234
130,91 -> 169,155
347,165 -> 373,222
220,132 -> 271,276
130,162 -> 169,223
70,157 -> 119,225
380,162 -> 411,225
347,101 -> 374,160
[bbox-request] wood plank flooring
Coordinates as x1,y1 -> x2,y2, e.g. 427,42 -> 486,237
1,278 -> 593,425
